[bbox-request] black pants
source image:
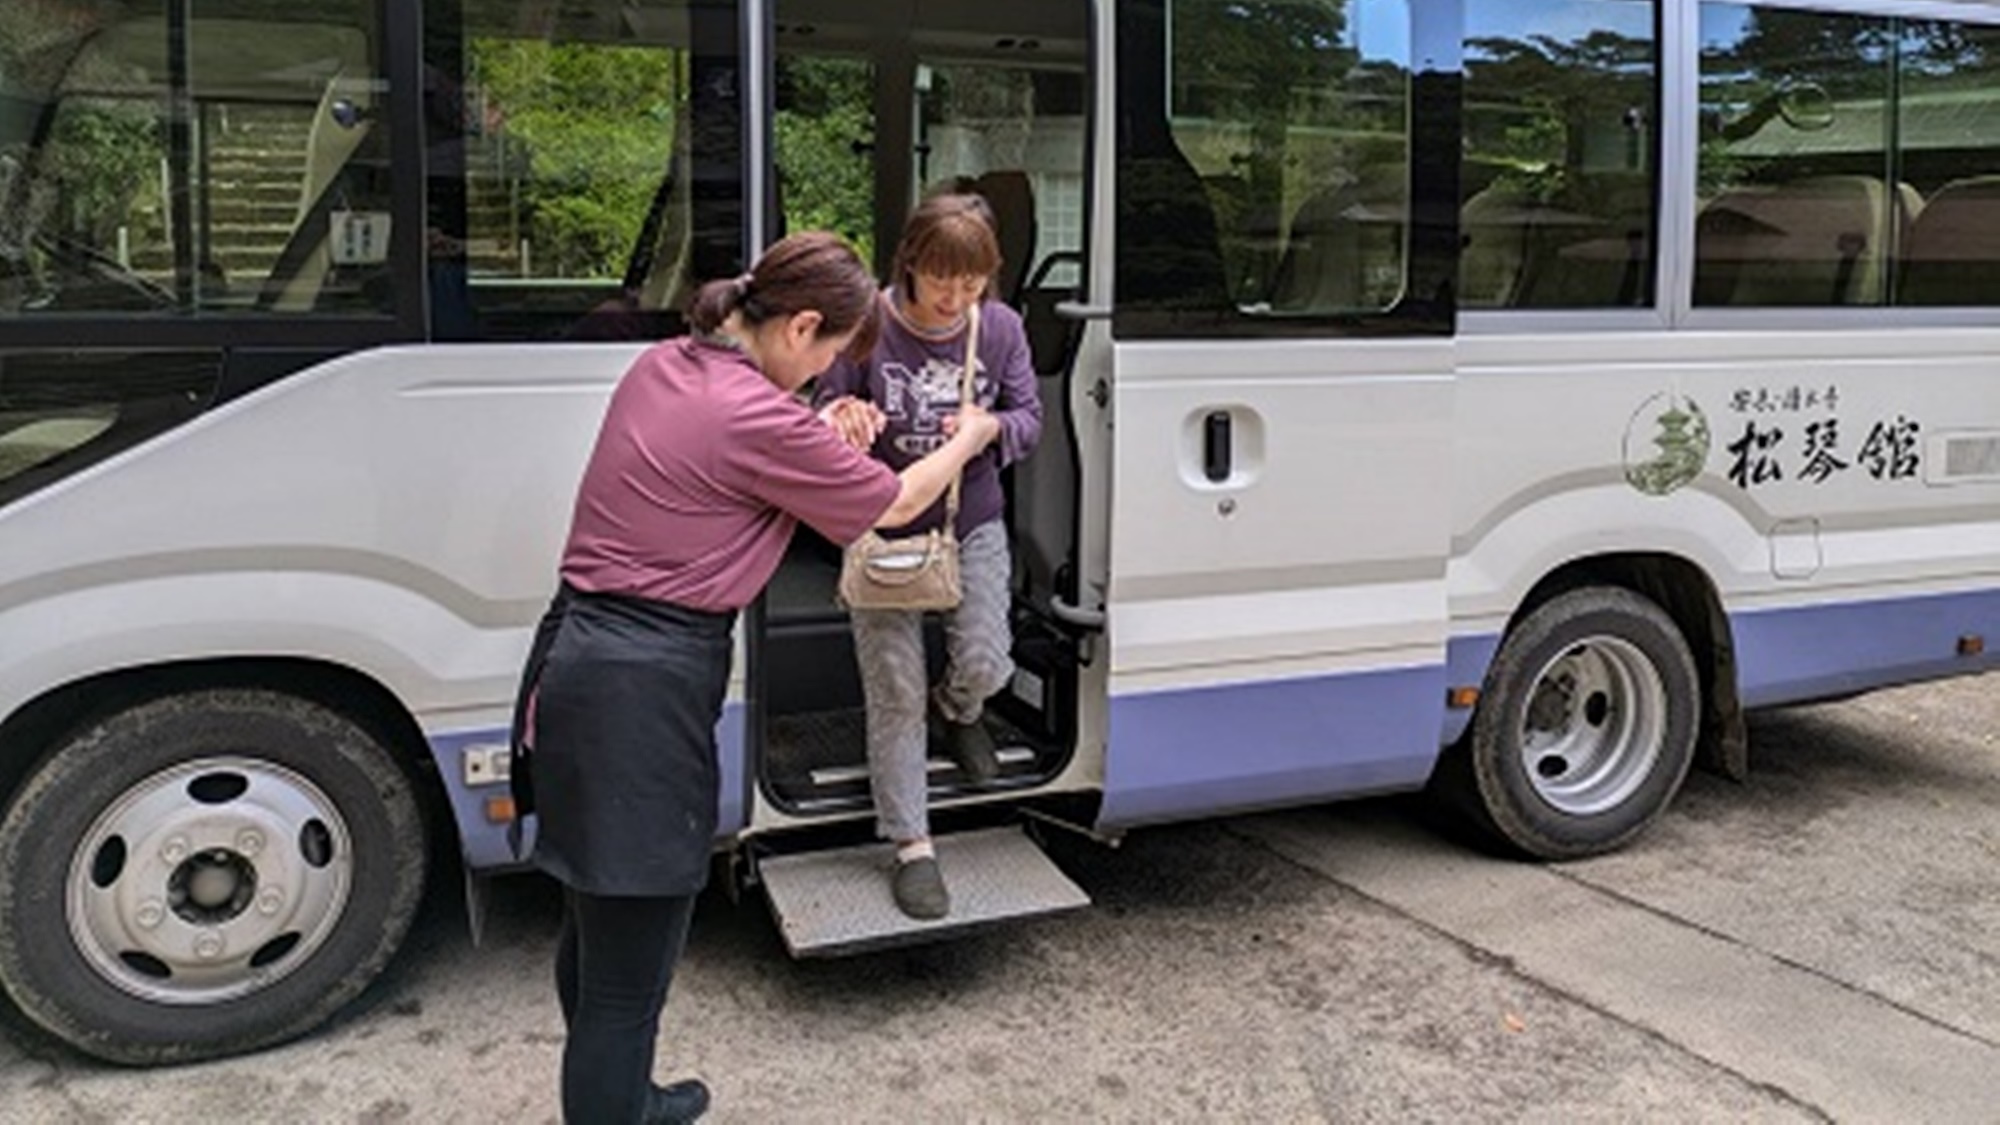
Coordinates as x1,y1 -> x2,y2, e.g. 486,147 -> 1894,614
555,887 -> 699,1124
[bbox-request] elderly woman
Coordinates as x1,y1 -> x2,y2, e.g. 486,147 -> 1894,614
816,194 -> 1044,920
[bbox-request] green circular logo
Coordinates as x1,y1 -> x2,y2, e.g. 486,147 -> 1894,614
1624,394 -> 1711,496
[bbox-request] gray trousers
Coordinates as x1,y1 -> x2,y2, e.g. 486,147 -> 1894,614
850,520 -> 1014,842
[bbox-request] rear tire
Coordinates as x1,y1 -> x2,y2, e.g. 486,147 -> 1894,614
0,689 -> 426,1065
1433,586 -> 1700,859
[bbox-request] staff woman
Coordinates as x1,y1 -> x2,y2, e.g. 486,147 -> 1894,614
510,232 -> 999,1124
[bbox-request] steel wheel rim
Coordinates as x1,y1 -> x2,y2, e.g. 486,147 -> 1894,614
1517,635 -> 1667,816
65,756 -> 354,1005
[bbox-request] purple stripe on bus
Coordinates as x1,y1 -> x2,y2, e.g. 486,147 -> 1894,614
1098,664 -> 1447,830
1442,633 -> 1503,745
1730,588 -> 2000,708
433,585 -> 2000,871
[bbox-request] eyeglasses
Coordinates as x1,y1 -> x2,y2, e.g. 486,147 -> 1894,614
915,273 -> 987,301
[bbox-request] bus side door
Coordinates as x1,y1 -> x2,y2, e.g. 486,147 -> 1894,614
1093,0 -> 1461,827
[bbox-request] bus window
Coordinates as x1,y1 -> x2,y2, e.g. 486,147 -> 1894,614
0,351 -> 217,509
773,53 -> 877,262
768,2 -> 1089,370
771,15 -> 1088,307
1894,20 -> 2000,306
0,2 -> 392,319
1461,0 -> 1657,310
424,0 -> 743,341
1695,4 -> 1898,307
1697,5 -> 2000,308
915,63 -> 1088,308
1115,0 -> 1415,335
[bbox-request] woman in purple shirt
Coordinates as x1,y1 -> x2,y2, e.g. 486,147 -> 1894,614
510,232 -> 998,1124
817,195 -> 1044,920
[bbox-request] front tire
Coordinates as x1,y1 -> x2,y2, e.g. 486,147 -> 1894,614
0,689 -> 427,1065
1437,586 -> 1700,859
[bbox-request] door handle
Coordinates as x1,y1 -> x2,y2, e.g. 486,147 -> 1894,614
1202,410 -> 1232,483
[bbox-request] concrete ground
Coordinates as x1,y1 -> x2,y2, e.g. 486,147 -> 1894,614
3,675 -> 1997,1123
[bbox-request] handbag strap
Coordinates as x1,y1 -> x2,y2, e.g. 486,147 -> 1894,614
946,301 -> 981,527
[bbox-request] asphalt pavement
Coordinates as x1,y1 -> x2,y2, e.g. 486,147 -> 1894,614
3,675 -> 1997,1123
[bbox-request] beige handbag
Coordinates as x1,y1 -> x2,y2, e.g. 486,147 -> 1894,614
837,304 -> 980,612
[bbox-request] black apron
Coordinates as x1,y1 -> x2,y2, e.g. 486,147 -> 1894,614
509,585 -> 736,897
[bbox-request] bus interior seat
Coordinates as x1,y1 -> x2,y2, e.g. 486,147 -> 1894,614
1010,246 -> 1084,612
1459,182 -> 1533,308
968,170 -> 1036,307
1115,117 -> 1231,313
1202,170 -> 1282,303
633,103 -> 696,314
1898,174 -> 2000,305
0,413 -> 115,480
1694,175 -> 1901,306
263,71 -> 380,312
1530,172 -> 1654,307
568,103 -> 695,340
1462,174 -> 1653,309
1268,162 -> 1406,312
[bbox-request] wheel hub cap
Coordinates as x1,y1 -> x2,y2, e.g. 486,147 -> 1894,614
66,756 -> 353,1004
1519,636 -> 1667,816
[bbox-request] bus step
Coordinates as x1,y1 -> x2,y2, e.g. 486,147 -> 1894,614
805,745 -> 1036,787
758,826 -> 1089,958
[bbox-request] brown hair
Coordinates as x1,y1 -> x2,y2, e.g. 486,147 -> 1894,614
689,231 -> 880,357
890,193 -> 1002,297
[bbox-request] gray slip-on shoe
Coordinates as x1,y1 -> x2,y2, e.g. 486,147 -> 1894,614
892,856 -> 950,919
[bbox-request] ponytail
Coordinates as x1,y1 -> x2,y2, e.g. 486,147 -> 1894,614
689,233 -> 878,354
688,273 -> 752,334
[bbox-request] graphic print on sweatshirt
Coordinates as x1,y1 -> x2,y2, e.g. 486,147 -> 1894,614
880,355 -> 989,457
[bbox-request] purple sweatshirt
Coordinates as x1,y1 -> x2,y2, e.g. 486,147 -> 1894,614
817,293 -> 1043,539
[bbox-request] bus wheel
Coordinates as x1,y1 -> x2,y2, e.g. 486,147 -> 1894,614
1442,586 -> 1699,859
0,689 -> 426,1065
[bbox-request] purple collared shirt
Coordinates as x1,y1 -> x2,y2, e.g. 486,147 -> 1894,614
562,338 -> 900,611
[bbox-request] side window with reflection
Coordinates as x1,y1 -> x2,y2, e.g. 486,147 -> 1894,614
1115,0 -> 1414,336
0,1 -> 394,319
0,351 -> 218,509
1697,5 -> 2000,308
426,0 -> 743,342
1897,21 -> 2000,305
1461,0 -> 1658,310
1696,5 -> 1895,307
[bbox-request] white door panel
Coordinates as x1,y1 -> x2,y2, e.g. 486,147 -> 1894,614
1108,339 -> 1454,678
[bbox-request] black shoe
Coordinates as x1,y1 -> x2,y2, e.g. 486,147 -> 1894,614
892,856 -> 950,920
647,1078 -> 710,1124
940,715 -> 1000,783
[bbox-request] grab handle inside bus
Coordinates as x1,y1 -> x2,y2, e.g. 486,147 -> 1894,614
1055,300 -> 1112,320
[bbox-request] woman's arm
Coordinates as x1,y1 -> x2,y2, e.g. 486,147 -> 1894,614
982,304 -> 1043,464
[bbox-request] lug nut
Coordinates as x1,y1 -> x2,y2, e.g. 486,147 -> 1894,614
135,901 -> 165,929
160,836 -> 189,865
236,830 -> 264,857
193,932 -> 225,960
257,888 -> 285,916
